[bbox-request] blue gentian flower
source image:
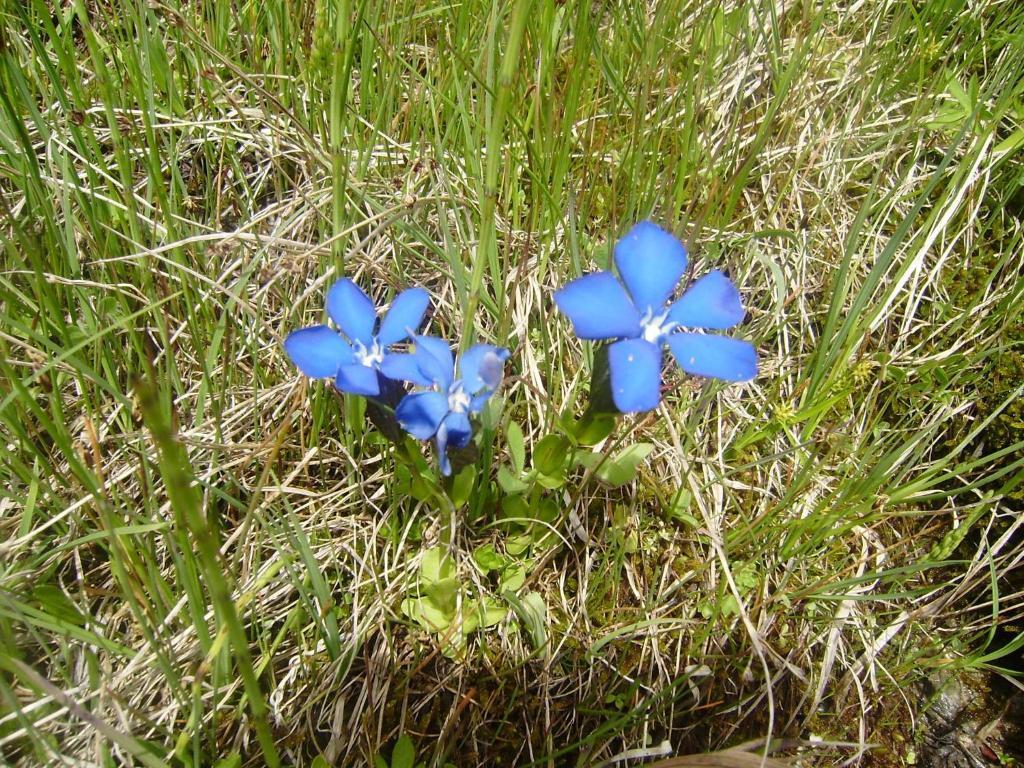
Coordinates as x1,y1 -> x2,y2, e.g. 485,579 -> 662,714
382,337 -> 510,475
283,278 -> 430,396
554,220 -> 757,413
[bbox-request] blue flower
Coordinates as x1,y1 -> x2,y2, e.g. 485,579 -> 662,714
283,278 -> 430,396
554,220 -> 757,413
383,337 -> 510,475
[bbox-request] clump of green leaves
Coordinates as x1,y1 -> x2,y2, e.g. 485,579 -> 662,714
401,547 -> 506,657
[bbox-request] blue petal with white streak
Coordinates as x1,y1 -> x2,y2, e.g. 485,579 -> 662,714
284,325 -> 354,378
553,272 -> 641,340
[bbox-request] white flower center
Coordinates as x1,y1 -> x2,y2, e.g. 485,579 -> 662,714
640,308 -> 676,344
447,382 -> 471,414
353,339 -> 384,368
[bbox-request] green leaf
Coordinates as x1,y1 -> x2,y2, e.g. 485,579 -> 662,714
733,562 -> 759,592
506,534 -> 533,556
472,543 -> 505,573
460,596 -> 507,636
927,505 -> 986,561
476,596 -> 508,628
534,434 -> 571,475
449,465 -> 476,508
535,469 -> 565,489
720,594 -> 741,616
530,527 -> 555,548
593,443 -> 654,487
947,76 -> 971,111
460,599 -> 481,636
667,490 -> 698,527
622,531 -> 639,554
404,548 -> 461,633
439,633 -> 467,659
528,500 -> 558,547
533,497 -> 559,524
505,591 -> 547,653
391,735 -> 415,768
420,547 -> 455,584
573,450 -> 602,471
410,471 -> 436,503
480,395 -> 504,431
215,755 -> 243,768
506,422 -> 526,472
402,596 -> 452,632
500,562 -> 526,592
571,413 -> 616,446
392,464 -> 412,495
424,578 -> 459,617
497,465 -> 532,495
500,494 -> 530,525
995,127 -> 1024,155
926,98 -> 968,131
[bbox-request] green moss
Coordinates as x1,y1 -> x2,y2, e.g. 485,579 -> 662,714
944,254 -> 1024,493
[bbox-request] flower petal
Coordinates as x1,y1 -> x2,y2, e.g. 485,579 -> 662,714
553,272 -> 641,340
442,411 -> 473,450
396,391 -> 449,439
457,344 -> 510,395
411,335 -> 455,389
469,390 -> 496,414
666,333 -> 758,382
607,338 -> 663,413
377,287 -> 430,346
613,220 -> 688,313
283,325 -> 354,378
380,352 -> 434,387
435,428 -> 452,476
335,364 -> 381,396
326,278 -> 377,345
668,270 -> 745,330
434,412 -> 472,476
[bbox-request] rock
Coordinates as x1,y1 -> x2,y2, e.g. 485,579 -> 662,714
917,671 -> 1024,768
